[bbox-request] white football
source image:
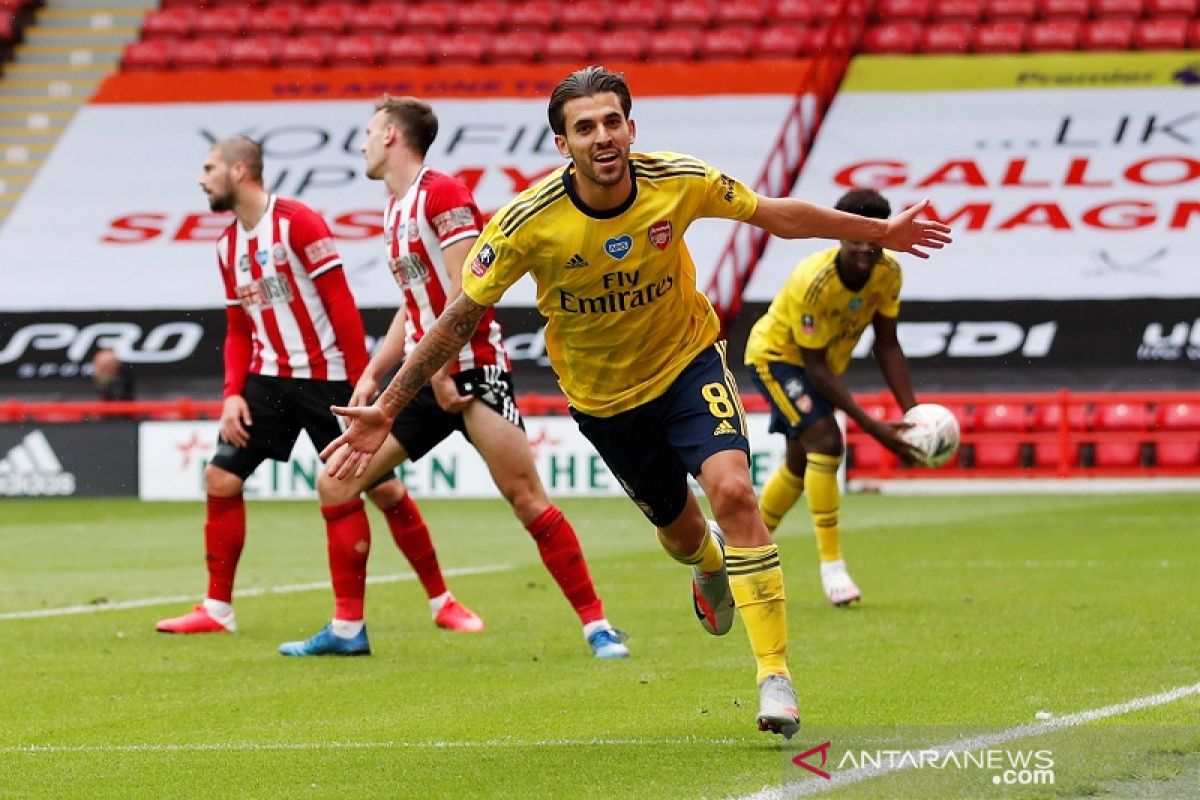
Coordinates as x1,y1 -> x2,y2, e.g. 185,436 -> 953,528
901,403 -> 961,468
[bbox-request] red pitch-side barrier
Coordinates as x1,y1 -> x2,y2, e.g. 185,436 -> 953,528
3,390 -> 1199,479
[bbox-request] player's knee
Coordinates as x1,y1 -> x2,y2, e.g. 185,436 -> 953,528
364,478 -> 404,509
204,464 -> 243,497
704,471 -> 758,518
317,469 -> 358,506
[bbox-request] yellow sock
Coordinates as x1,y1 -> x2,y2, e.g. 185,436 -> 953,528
657,524 -> 724,574
758,462 -> 805,533
805,453 -> 843,563
727,544 -> 789,684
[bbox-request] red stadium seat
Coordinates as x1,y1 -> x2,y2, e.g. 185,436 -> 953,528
1094,402 -> 1151,432
1031,401 -> 1087,469
862,21 -> 922,52
507,1 -> 557,30
226,36 -> 282,69
647,28 -> 702,60
1093,0 -> 1144,16
1147,0 -> 1197,14
1094,441 -> 1143,468
380,33 -> 432,65
986,0 -> 1037,18
1191,19 -> 1200,47
973,20 -> 1026,51
192,7 -> 246,39
451,1 -> 508,32
278,35 -> 332,68
1156,401 -> 1200,431
489,30 -> 542,63
141,9 -> 195,40
813,0 -> 868,20
932,0 -> 985,21
245,5 -> 298,38
174,37 -> 225,69
558,0 -> 610,30
402,2 -> 453,33
1134,16 -> 1189,48
874,0 -> 931,19
919,21 -> 971,51
1038,0 -> 1090,16
771,0 -> 817,24
715,0 -> 768,27
662,0 -> 713,28
699,27 -> 755,58
1154,401 -> 1200,467
541,30 -> 592,61
1081,17 -> 1135,49
610,2 -> 663,29
345,4 -> 405,36
329,34 -> 381,67
974,443 -> 1022,469
1027,18 -> 1080,49
593,28 -> 649,61
1155,441 -> 1200,467
295,4 -> 352,36
973,402 -> 1029,433
121,39 -> 171,71
754,24 -> 811,56
431,31 -> 487,64
850,441 -> 893,472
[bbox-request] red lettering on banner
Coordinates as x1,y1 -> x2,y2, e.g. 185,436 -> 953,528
1000,158 -> 1050,188
330,210 -> 382,240
102,213 -> 166,243
997,203 -> 1071,230
916,160 -> 987,188
921,202 -> 992,231
1169,202 -> 1200,229
452,167 -> 485,194
173,212 -> 232,242
501,165 -> 557,193
1080,201 -> 1156,230
833,160 -> 905,188
1063,157 -> 1112,188
1125,156 -> 1200,187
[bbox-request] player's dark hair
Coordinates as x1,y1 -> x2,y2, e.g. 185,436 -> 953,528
547,66 -> 632,135
835,188 -> 890,219
216,136 -> 263,183
375,95 -> 438,157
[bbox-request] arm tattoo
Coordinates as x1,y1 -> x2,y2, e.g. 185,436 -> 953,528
378,294 -> 488,418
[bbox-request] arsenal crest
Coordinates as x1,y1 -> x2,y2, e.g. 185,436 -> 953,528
648,220 -> 672,251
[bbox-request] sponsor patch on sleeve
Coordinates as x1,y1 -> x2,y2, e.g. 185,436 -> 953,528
304,237 -> 336,264
470,243 -> 496,277
432,206 -> 477,238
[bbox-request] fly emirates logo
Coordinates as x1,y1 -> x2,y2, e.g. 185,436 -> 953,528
558,270 -> 675,315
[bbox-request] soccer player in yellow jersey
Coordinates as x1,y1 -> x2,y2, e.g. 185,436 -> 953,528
746,189 -> 921,608
322,67 -> 952,737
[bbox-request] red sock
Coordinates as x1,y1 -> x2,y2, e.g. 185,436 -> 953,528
322,498 -> 371,621
526,505 -> 604,625
382,492 -> 447,600
204,493 -> 245,603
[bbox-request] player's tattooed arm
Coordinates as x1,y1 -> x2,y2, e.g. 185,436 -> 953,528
377,293 -> 488,418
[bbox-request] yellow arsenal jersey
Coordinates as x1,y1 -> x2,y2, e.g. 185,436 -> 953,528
744,246 -> 902,375
462,151 -> 758,417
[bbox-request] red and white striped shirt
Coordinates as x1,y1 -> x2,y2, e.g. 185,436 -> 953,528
384,167 -> 508,374
217,195 -> 368,396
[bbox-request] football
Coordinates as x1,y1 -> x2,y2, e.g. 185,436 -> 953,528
901,403 -> 961,468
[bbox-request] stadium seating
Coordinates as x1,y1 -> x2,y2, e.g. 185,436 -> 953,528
1092,401 -> 1151,468
507,1 -> 558,30
1031,401 -> 1088,469
972,20 -> 1027,50
1155,402 -> 1200,467
971,402 -> 1028,469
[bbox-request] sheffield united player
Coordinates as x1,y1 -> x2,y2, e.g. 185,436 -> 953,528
156,136 -> 484,645
283,97 -> 629,660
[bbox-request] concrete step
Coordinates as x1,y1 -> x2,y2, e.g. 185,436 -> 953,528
0,96 -> 86,110
45,0 -> 156,8
0,76 -> 101,98
4,61 -> 112,79
3,141 -> 55,157
23,26 -> 140,46
0,174 -> 34,190
37,9 -> 147,28
0,109 -> 76,123
0,130 -> 63,144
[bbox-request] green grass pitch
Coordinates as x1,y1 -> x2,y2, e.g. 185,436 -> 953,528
0,493 -> 1197,799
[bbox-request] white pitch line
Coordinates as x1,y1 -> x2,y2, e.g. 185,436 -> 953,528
738,681 -> 1200,800
0,564 -> 513,621
4,736 -> 739,755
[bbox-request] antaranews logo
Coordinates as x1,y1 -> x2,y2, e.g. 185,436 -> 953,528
790,739 -> 1055,788
0,430 -> 77,496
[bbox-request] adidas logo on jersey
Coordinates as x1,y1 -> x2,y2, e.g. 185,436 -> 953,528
0,430 -> 76,496
564,253 -> 589,269
713,420 -> 738,436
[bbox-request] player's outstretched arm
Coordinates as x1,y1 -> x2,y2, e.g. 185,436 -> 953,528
748,196 -> 952,258
322,293 -> 489,478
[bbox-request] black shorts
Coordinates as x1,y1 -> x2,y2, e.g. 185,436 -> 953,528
390,366 -> 524,462
570,342 -> 749,528
748,361 -> 836,438
210,374 -> 390,488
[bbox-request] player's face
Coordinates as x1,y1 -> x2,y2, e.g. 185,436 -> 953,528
838,239 -> 882,284
199,149 -> 235,212
361,110 -> 388,181
555,93 -> 636,191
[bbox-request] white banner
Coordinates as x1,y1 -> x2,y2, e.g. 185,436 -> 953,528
138,413 -> 794,501
1,97 -> 790,312
748,58 -> 1200,302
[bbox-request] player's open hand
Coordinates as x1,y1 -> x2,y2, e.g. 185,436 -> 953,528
219,395 -> 253,449
869,420 -> 921,465
321,404 -> 391,479
882,198 -> 953,259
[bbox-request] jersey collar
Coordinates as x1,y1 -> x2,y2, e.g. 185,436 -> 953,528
562,160 -> 639,219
